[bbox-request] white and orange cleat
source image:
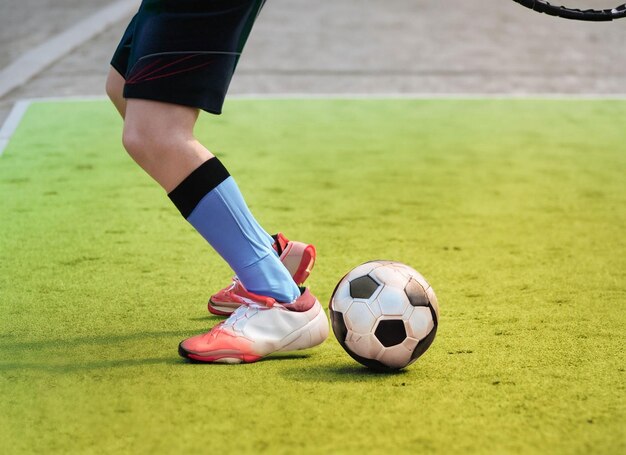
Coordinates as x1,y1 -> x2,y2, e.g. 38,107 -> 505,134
208,233 -> 316,316
180,288 -> 329,364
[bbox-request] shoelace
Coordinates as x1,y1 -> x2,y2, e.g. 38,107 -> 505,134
223,277 -> 280,309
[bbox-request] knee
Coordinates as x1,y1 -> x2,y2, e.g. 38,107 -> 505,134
121,121 -> 185,163
121,124 -> 144,159
121,123 -> 158,163
105,75 -> 117,102
121,100 -> 199,165
105,70 -> 124,103
106,69 -> 127,117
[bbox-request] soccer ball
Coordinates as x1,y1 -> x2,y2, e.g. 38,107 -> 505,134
329,261 -> 439,371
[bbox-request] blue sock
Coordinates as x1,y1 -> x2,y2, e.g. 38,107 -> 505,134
168,158 -> 300,303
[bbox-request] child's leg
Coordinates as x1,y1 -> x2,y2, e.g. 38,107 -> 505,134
107,72 -> 210,191
121,98 -> 300,303
105,67 -> 127,118
123,99 -> 210,192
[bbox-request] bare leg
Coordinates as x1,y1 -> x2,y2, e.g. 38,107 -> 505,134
106,67 -> 213,190
119,97 -> 299,303
122,98 -> 214,192
105,67 -> 127,118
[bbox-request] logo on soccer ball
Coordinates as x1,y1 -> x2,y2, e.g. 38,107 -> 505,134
329,261 -> 439,371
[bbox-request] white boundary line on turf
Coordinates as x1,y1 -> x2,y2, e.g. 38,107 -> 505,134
6,92 -> 626,104
0,96 -> 110,155
1,92 -> 626,155
0,0 -> 140,99
0,100 -> 31,156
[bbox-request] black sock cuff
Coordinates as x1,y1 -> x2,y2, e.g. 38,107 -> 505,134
168,157 -> 230,218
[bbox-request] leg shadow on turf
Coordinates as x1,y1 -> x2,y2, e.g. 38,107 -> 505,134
180,352 -> 312,365
280,364 -> 409,383
0,357 -> 180,374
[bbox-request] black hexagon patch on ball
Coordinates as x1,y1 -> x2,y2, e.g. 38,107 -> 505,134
374,319 -> 407,347
349,275 -> 380,299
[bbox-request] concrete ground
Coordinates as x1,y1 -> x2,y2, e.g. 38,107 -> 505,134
1,0 -> 625,125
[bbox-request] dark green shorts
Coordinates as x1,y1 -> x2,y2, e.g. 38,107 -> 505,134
111,0 -> 265,114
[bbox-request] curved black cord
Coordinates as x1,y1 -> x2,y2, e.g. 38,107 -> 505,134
512,0 -> 626,21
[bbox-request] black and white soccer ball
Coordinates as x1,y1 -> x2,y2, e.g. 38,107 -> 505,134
329,261 -> 439,371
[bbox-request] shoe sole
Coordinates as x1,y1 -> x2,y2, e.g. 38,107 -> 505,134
207,301 -> 237,316
179,305 -> 329,364
207,243 -> 317,316
178,343 -> 261,364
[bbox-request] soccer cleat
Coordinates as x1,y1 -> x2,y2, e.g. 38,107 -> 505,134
208,233 -> 316,316
179,288 -> 329,363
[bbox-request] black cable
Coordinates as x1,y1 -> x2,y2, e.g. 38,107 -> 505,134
512,0 -> 626,21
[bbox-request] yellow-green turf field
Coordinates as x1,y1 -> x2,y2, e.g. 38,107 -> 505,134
0,98 -> 624,454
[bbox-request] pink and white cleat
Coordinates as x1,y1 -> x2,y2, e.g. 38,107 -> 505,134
208,233 -> 316,316
180,288 -> 329,364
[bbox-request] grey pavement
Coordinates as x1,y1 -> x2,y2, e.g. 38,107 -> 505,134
0,0 -> 105,68
1,0 -> 625,125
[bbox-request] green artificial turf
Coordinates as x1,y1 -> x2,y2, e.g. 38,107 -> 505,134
0,98 -> 624,454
